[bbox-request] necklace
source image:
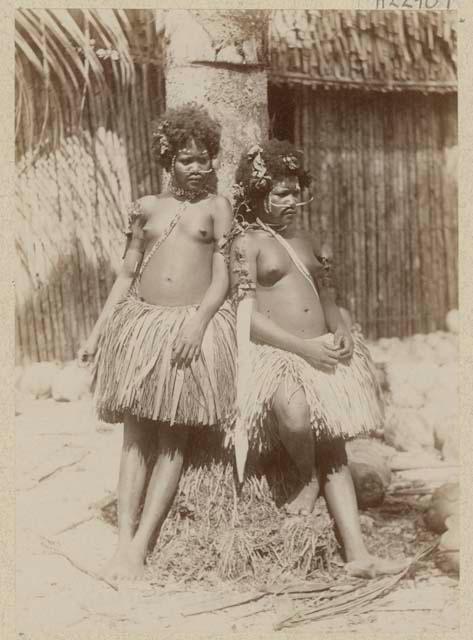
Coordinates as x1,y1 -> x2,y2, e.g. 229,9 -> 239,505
257,218 -> 288,234
265,221 -> 288,233
169,180 -> 209,202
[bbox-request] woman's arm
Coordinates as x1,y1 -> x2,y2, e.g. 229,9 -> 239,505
84,267 -> 135,345
78,201 -> 148,361
310,236 -> 353,357
193,195 -> 234,327
319,285 -> 346,334
308,236 -> 345,331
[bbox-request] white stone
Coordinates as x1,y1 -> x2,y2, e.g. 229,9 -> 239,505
424,482 -> 459,534
445,309 -> 459,334
436,515 -> 460,575
432,339 -> 457,366
391,387 -> 425,410
428,413 -> 456,450
386,342 -> 411,363
384,407 -> 435,452
377,337 -> 396,351
17,361 -> 62,399
365,343 -> 386,364
52,362 -> 93,402
406,340 -> 436,363
408,363 -> 441,395
441,430 -> 460,463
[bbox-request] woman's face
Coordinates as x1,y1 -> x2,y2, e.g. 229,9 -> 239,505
173,139 -> 212,191
260,175 -> 301,225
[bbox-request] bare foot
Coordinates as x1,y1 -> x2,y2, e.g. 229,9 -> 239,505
284,479 -> 319,516
345,554 -> 410,579
102,546 -> 146,581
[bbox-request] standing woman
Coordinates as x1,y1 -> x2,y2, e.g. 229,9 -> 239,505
79,104 -> 235,580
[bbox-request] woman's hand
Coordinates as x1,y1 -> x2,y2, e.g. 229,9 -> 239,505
299,337 -> 343,369
333,324 -> 354,360
77,334 -> 99,366
172,317 -> 206,367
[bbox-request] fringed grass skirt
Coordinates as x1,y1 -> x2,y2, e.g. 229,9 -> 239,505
93,294 -> 236,427
241,333 -> 384,454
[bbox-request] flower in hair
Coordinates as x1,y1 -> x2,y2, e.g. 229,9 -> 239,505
247,144 -> 263,160
153,121 -> 171,157
247,145 -> 272,192
282,154 -> 300,171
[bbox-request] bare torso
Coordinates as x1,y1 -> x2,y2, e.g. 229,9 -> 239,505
138,195 -> 216,306
251,229 -> 327,338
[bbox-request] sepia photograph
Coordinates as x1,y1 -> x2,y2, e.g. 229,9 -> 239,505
14,6 -> 459,637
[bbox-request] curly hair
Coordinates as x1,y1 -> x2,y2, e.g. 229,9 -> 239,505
233,139 -> 311,219
151,103 -> 222,171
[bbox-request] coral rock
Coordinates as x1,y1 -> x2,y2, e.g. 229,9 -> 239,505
445,309 -> 459,334
384,407 -> 435,452
435,514 -> 459,575
17,362 -> 61,399
424,482 -> 459,534
346,439 -> 393,508
52,362 -> 92,402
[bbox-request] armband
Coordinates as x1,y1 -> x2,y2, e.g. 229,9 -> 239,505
122,201 -> 146,259
230,232 -> 256,303
315,255 -> 336,290
216,231 -> 232,265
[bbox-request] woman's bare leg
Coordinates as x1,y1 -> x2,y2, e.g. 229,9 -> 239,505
324,461 -> 409,577
127,423 -> 189,574
103,414 -> 155,579
324,464 -> 370,561
273,385 -> 320,515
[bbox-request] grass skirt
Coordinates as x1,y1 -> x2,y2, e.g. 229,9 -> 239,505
240,333 -> 384,453
93,294 -> 236,426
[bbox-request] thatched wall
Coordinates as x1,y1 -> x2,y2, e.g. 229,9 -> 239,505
270,86 -> 457,338
16,56 -> 164,363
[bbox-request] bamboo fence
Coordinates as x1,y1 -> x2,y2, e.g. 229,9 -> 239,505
292,87 -> 458,339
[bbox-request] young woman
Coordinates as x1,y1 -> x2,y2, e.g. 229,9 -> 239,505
79,104 -> 235,580
229,140 -> 406,577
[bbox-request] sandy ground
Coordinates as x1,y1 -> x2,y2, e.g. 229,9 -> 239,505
16,396 -> 459,639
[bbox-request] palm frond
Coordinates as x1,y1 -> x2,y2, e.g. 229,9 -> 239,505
15,8 -> 137,158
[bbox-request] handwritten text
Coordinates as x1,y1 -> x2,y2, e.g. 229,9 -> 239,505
375,0 -> 454,9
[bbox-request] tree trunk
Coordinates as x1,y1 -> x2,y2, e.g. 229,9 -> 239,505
163,9 -> 269,197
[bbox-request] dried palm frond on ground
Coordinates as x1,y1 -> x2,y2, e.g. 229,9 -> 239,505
102,457 -> 338,585
179,543 -> 438,631
99,430 -> 440,588
272,543 -> 438,630
97,459 -> 448,630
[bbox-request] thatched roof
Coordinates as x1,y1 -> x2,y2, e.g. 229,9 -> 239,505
15,8 -> 458,155
123,9 -> 457,92
270,10 -> 457,92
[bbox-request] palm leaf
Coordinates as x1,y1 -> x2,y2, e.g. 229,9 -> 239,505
15,8 -> 137,157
